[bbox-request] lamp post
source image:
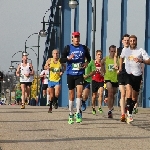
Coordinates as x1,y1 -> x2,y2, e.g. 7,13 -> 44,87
69,0 -> 79,9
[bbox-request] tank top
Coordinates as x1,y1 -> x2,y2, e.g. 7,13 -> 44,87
49,58 -> 61,82
20,63 -> 32,82
104,56 -> 118,82
92,60 -> 104,82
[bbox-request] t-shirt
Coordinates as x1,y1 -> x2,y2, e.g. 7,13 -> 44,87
16,90 -> 22,99
92,60 -> 104,82
84,59 -> 96,82
40,69 -> 49,84
120,47 -> 150,76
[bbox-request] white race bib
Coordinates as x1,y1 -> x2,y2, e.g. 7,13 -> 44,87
72,63 -> 82,70
21,74 -> 29,81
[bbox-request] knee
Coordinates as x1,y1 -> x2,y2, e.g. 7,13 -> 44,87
82,94 -> 88,100
92,93 -> 97,99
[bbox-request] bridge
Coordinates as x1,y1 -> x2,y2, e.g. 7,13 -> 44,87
38,0 -> 150,108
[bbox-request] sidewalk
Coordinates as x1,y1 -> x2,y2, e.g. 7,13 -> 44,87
0,106 -> 150,150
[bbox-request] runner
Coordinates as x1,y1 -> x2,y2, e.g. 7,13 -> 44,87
114,34 -> 130,122
46,49 -> 66,113
60,31 -> 91,124
92,50 -> 104,115
16,54 -> 34,109
101,45 -> 118,118
82,51 -> 96,111
40,65 -> 49,105
119,35 -> 150,124
16,87 -> 22,105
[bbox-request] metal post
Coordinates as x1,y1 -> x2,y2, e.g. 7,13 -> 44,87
36,34 -> 40,98
92,0 -> 96,60
59,6 -> 62,57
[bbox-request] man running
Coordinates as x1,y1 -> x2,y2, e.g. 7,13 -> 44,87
101,45 -> 118,118
16,53 -> 34,109
82,51 -> 96,111
119,35 -> 150,124
40,65 -> 49,105
60,31 -> 91,124
114,34 -> 130,122
46,49 -> 66,113
92,50 -> 104,115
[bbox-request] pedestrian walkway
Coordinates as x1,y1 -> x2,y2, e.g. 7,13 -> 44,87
0,106 -> 150,150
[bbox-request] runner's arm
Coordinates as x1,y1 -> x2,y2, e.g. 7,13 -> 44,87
119,49 -> 125,72
29,63 -> 34,75
61,63 -> 66,72
101,57 -> 106,76
16,64 -> 21,76
45,58 -> 51,67
40,70 -> 45,78
84,46 -> 91,63
60,46 -> 69,63
114,48 -> 118,69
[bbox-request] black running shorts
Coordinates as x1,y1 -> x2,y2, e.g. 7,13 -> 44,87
42,84 -> 48,90
125,74 -> 142,92
105,80 -> 118,88
92,80 -> 104,93
67,75 -> 84,90
20,82 -> 32,87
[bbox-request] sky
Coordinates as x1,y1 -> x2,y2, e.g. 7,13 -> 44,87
0,0 -> 146,73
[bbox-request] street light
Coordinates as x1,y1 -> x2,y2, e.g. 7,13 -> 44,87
69,0 -> 79,9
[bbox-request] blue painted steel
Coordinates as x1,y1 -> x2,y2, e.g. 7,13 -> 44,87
101,0 -> 108,57
86,0 -> 92,49
60,0 -> 71,107
120,0 -> 127,47
143,0 -> 150,108
74,5 -> 79,32
38,0 -> 58,106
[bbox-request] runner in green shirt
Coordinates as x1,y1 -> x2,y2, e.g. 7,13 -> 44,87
16,87 -> 22,105
82,59 -> 96,111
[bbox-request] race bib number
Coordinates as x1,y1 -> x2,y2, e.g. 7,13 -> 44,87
108,64 -> 114,71
21,74 -> 29,81
51,68 -> 60,73
72,63 -> 81,70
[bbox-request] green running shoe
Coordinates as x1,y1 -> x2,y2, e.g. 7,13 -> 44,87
98,108 -> 103,114
76,113 -> 82,123
68,114 -> 74,124
133,108 -> 138,114
92,108 -> 96,115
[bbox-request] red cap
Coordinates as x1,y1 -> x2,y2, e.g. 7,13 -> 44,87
72,32 -> 80,36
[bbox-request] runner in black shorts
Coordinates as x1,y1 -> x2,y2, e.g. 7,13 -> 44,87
92,50 -> 104,115
120,35 -> 150,124
60,32 -> 91,124
114,34 -> 130,122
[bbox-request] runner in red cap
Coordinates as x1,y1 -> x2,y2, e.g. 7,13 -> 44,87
60,31 -> 91,124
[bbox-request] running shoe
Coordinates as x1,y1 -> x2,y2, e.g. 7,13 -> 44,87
48,107 -> 52,113
76,113 -> 82,123
126,115 -> 133,124
21,103 -> 25,109
68,114 -> 74,124
108,111 -> 113,118
120,114 -> 126,122
98,107 -> 103,114
92,108 -> 96,115
133,108 -> 138,114
82,101 -> 86,111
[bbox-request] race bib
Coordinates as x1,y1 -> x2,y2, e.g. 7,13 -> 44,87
21,74 -> 29,81
72,63 -> 81,70
108,64 -> 114,71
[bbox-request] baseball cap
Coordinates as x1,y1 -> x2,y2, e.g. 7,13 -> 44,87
72,32 -> 80,36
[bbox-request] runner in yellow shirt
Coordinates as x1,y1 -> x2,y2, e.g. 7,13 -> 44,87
45,49 -> 66,113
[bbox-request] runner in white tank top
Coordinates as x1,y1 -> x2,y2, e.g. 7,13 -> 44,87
16,54 -> 34,109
